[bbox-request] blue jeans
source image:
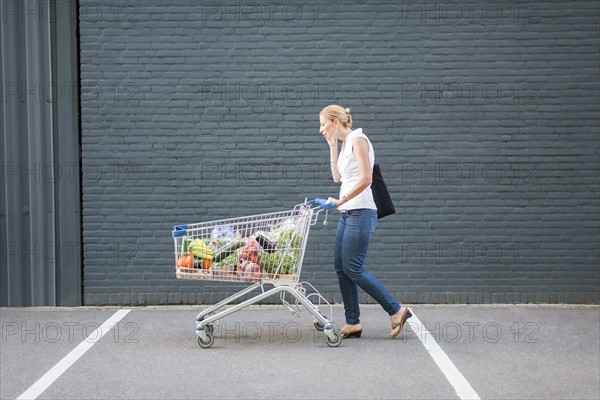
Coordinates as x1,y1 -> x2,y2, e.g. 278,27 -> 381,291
334,209 -> 401,325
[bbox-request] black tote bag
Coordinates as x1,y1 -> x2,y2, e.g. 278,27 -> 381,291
372,164 -> 395,219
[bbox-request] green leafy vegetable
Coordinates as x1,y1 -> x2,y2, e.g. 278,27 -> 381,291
275,228 -> 302,250
215,253 -> 239,269
260,251 -> 298,275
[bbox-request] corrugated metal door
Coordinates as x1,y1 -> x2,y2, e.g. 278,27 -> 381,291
1,0 -> 81,306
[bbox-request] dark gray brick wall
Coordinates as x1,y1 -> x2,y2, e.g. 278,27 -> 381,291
79,0 -> 599,305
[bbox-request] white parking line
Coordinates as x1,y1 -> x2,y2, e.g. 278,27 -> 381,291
16,309 -> 132,400
409,310 -> 481,400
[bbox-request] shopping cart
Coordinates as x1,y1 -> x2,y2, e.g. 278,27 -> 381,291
172,200 -> 342,348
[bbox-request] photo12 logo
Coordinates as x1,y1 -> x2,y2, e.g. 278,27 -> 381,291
80,1 -> 139,23
1,161 -> 142,184
1,240 -> 140,265
399,241 -> 540,265
404,320 -> 540,344
213,321 -> 315,344
198,162 -> 331,184
399,162 -> 538,186
399,3 -> 539,24
81,81 -> 140,103
197,2 -> 338,23
400,82 -> 540,105
1,321 -> 139,344
197,81 -> 338,107
1,1 -> 77,23
1,81 -> 78,104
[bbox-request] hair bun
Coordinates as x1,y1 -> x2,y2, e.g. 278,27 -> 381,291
344,107 -> 351,114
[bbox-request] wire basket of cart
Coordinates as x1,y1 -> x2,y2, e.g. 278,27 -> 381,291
172,201 -> 341,348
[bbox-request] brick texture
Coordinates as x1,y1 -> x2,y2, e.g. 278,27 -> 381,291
79,0 -> 599,305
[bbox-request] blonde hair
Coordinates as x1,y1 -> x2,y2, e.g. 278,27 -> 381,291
320,104 -> 352,128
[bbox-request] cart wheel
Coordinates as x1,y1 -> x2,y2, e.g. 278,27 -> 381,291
325,331 -> 342,347
197,332 -> 215,348
314,321 -> 324,331
205,324 -> 214,333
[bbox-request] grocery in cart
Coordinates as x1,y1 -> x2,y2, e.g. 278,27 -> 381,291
172,200 -> 342,348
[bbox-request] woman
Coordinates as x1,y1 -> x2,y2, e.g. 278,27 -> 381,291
318,104 -> 411,339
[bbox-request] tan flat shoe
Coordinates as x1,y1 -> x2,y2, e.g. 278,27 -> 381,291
340,324 -> 363,339
340,329 -> 362,339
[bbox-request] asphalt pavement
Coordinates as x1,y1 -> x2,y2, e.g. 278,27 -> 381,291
1,304 -> 598,399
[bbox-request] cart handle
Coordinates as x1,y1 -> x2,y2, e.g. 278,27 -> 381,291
172,224 -> 188,238
307,198 -> 335,210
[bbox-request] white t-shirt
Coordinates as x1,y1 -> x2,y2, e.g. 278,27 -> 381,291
337,128 -> 377,211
